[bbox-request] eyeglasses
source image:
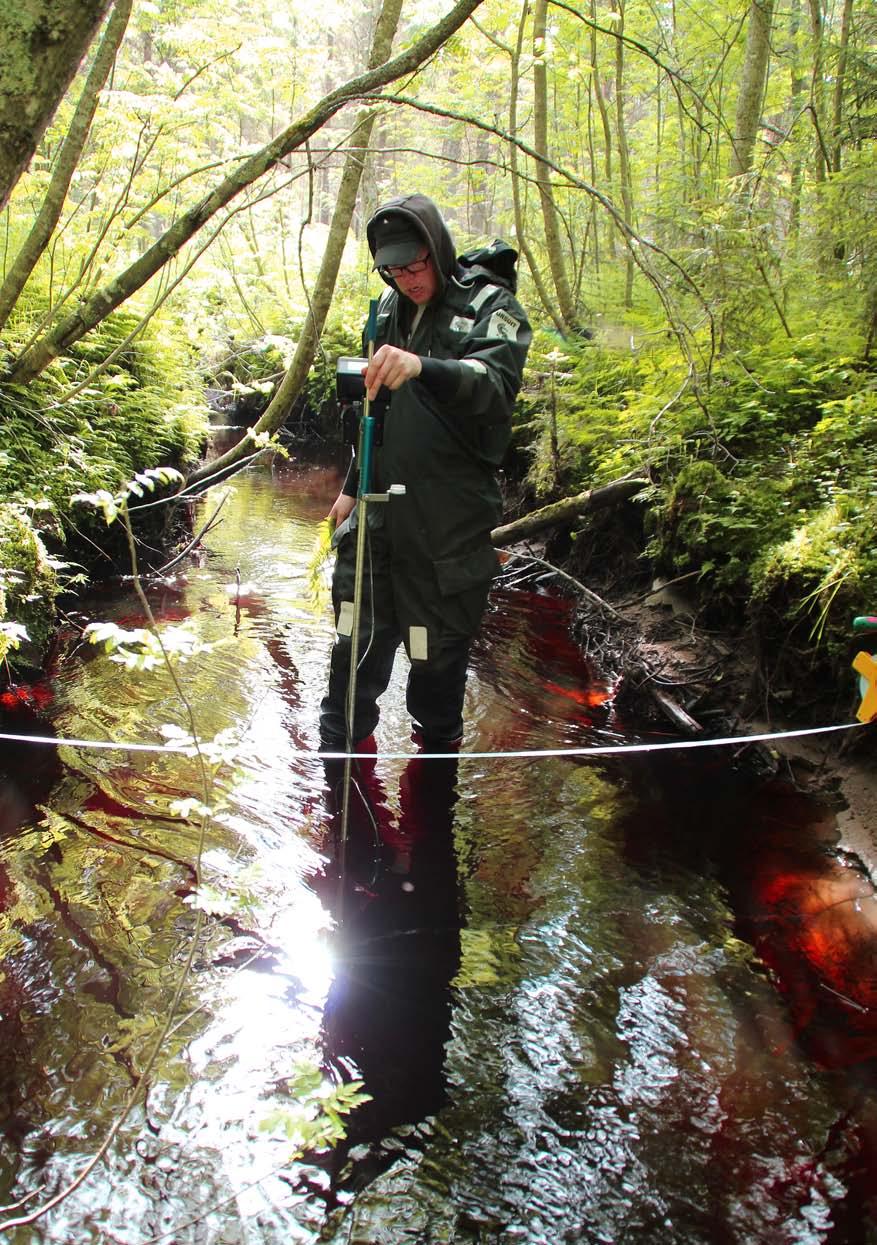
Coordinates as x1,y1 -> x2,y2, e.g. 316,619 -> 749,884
378,253 -> 431,279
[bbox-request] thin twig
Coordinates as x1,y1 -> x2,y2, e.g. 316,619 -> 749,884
156,497 -> 228,575
502,549 -> 629,621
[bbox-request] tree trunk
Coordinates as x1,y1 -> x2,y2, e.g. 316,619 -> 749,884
5,0 -> 485,384
532,0 -> 578,332
830,0 -> 854,173
589,0 -> 616,260
728,0 -> 775,177
787,0 -> 807,238
808,0 -> 826,183
508,0 -> 566,335
0,0 -> 133,334
490,475 -> 648,546
0,0 -> 113,211
612,0 -> 635,307
188,0 -> 405,487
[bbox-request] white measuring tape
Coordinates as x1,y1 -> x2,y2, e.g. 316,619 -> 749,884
0,720 -> 863,760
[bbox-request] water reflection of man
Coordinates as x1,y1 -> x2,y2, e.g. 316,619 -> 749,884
315,748 -> 462,1159
319,193 -> 531,754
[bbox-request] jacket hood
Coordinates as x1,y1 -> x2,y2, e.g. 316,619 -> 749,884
366,194 -> 456,298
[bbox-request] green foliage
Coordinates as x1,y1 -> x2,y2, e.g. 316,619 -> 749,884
306,517 -> 333,613
1,310 -> 206,513
261,1062 -> 370,1155
751,496 -> 877,658
206,335 -> 290,389
0,306 -> 208,670
0,502 -> 58,663
300,302 -> 364,413
746,381 -> 877,659
84,616 -> 219,672
73,464 -> 185,525
524,313 -> 876,667
519,329 -> 656,495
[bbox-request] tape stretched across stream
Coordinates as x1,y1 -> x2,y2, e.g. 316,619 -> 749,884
0,719 -> 862,757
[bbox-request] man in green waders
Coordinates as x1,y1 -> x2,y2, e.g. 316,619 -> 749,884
319,194 -> 532,754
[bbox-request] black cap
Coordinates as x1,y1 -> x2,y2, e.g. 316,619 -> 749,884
371,214 -> 423,268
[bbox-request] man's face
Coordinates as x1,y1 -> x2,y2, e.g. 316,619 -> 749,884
391,251 -> 439,305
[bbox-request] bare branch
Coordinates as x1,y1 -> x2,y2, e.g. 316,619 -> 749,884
6,0 -> 488,383
359,91 -> 715,366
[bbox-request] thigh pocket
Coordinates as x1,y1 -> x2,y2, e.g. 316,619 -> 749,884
432,545 -> 498,636
433,545 -> 499,597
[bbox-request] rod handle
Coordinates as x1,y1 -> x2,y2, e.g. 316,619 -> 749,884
365,298 -> 379,348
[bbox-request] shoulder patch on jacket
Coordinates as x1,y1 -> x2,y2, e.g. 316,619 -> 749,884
487,307 -> 522,342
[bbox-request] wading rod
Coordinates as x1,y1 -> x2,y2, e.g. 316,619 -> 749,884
339,299 -> 380,852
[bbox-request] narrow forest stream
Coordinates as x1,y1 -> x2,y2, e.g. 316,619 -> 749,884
1,458 -> 876,1244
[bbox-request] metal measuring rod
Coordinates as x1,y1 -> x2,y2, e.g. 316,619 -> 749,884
339,300 -> 405,847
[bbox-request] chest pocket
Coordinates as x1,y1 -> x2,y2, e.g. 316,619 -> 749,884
432,306 -> 478,357
447,313 -> 475,335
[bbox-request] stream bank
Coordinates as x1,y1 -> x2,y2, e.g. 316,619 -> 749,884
546,532 -> 877,910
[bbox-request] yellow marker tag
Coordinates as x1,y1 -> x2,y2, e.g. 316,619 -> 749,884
852,650 -> 877,723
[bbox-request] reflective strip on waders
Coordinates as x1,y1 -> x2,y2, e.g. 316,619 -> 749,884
337,601 -> 354,637
409,625 -> 429,661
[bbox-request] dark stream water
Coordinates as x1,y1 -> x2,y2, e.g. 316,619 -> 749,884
1,461 -> 877,1244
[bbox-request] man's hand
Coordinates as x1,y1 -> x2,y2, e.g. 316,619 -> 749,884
363,344 -> 421,400
327,491 -> 356,527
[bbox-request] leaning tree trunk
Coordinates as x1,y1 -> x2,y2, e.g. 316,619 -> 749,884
0,0 -> 113,212
728,0 -> 775,177
187,0 -> 405,487
490,474 -> 648,546
0,0 -> 133,334
4,0 -> 485,384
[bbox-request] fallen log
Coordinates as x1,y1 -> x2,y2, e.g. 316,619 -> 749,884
491,474 -> 648,548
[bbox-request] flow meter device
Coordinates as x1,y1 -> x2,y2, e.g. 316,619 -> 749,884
335,355 -> 390,448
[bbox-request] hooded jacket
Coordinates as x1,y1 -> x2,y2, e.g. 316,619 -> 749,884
339,195 -> 531,625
